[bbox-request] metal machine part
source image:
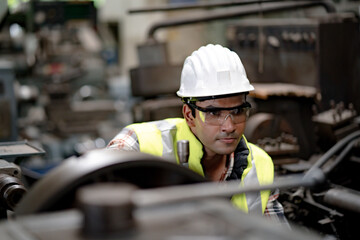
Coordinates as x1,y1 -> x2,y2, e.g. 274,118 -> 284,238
137,42 -> 169,67
29,1 -> 97,32
0,0 -> 8,31
279,130 -> 360,239
0,60 -> 17,141
304,130 -> 360,177
2,198 -> 328,240
227,14 -> 360,112
177,140 -> 189,166
227,14 -> 360,157
244,112 -> 299,162
132,97 -> 183,122
77,183 -> 137,237
73,182 -> 330,240
10,148 -> 332,239
15,150 -> 206,215
245,83 -> 317,159
129,0 -> 335,14
0,173 -> 26,211
130,42 -> 183,122
323,187 -> 360,214
134,1 -> 336,41
131,168 -> 325,208
129,0 -> 337,123
15,148 -> 328,216
0,160 -> 27,218
0,141 -> 45,162
130,64 -> 182,98
312,101 -> 359,151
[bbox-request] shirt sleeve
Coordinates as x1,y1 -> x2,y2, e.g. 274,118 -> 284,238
107,127 -> 140,152
263,189 -> 291,228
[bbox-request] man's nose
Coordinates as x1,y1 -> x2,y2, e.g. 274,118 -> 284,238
221,114 -> 236,132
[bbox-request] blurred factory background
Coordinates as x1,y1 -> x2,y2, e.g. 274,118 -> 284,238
0,0 -> 360,239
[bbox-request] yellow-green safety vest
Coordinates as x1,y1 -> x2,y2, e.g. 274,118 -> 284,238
128,118 -> 274,214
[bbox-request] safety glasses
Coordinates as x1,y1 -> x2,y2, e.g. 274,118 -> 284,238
188,102 -> 251,126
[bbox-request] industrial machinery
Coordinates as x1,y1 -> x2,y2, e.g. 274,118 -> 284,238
1,197 -> 325,240
130,41 -> 183,122
0,140 -> 43,218
125,2 -> 360,239
127,0 -> 360,160
0,134 -> 356,239
1,1 -> 359,239
0,159 -> 26,219
227,14 -> 359,160
0,60 -> 17,142
1,0 -> 117,171
226,15 -> 359,112
128,0 -> 343,123
0,149 -> 330,240
279,130 -> 360,239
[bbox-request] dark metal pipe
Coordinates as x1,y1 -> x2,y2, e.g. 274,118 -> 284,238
307,130 -> 360,173
133,167 -> 325,207
146,1 -> 336,40
129,0 -> 335,14
323,188 -> 360,214
130,0 -> 289,13
323,139 -> 357,175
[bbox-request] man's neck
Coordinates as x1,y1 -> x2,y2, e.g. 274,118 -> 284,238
201,152 -> 228,181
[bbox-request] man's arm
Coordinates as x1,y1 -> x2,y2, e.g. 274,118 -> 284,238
107,128 -> 140,151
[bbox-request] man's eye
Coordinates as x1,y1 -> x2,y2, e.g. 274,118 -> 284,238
208,111 -> 221,117
232,108 -> 244,115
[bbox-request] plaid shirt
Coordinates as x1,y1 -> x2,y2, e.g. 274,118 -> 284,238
108,127 -> 290,227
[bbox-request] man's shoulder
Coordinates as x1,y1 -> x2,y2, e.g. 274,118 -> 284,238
249,142 -> 269,154
248,142 -> 273,163
127,118 -> 185,133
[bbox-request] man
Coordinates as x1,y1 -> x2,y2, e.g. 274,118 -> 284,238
108,44 -> 288,225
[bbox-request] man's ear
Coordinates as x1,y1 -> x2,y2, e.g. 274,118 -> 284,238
183,104 -> 195,127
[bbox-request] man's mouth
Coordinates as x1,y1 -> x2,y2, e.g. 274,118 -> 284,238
219,138 -> 237,144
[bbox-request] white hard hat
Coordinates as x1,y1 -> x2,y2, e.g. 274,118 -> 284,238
177,44 -> 254,98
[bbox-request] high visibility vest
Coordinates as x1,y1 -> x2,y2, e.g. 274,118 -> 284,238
127,118 -> 274,214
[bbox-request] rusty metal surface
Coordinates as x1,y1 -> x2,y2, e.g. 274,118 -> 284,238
250,83 -> 317,100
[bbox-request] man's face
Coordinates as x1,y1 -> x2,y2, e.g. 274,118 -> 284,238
187,94 -> 247,157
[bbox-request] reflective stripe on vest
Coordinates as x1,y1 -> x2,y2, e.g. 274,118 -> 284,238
127,119 -> 176,160
128,118 -> 273,214
128,118 -> 205,176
